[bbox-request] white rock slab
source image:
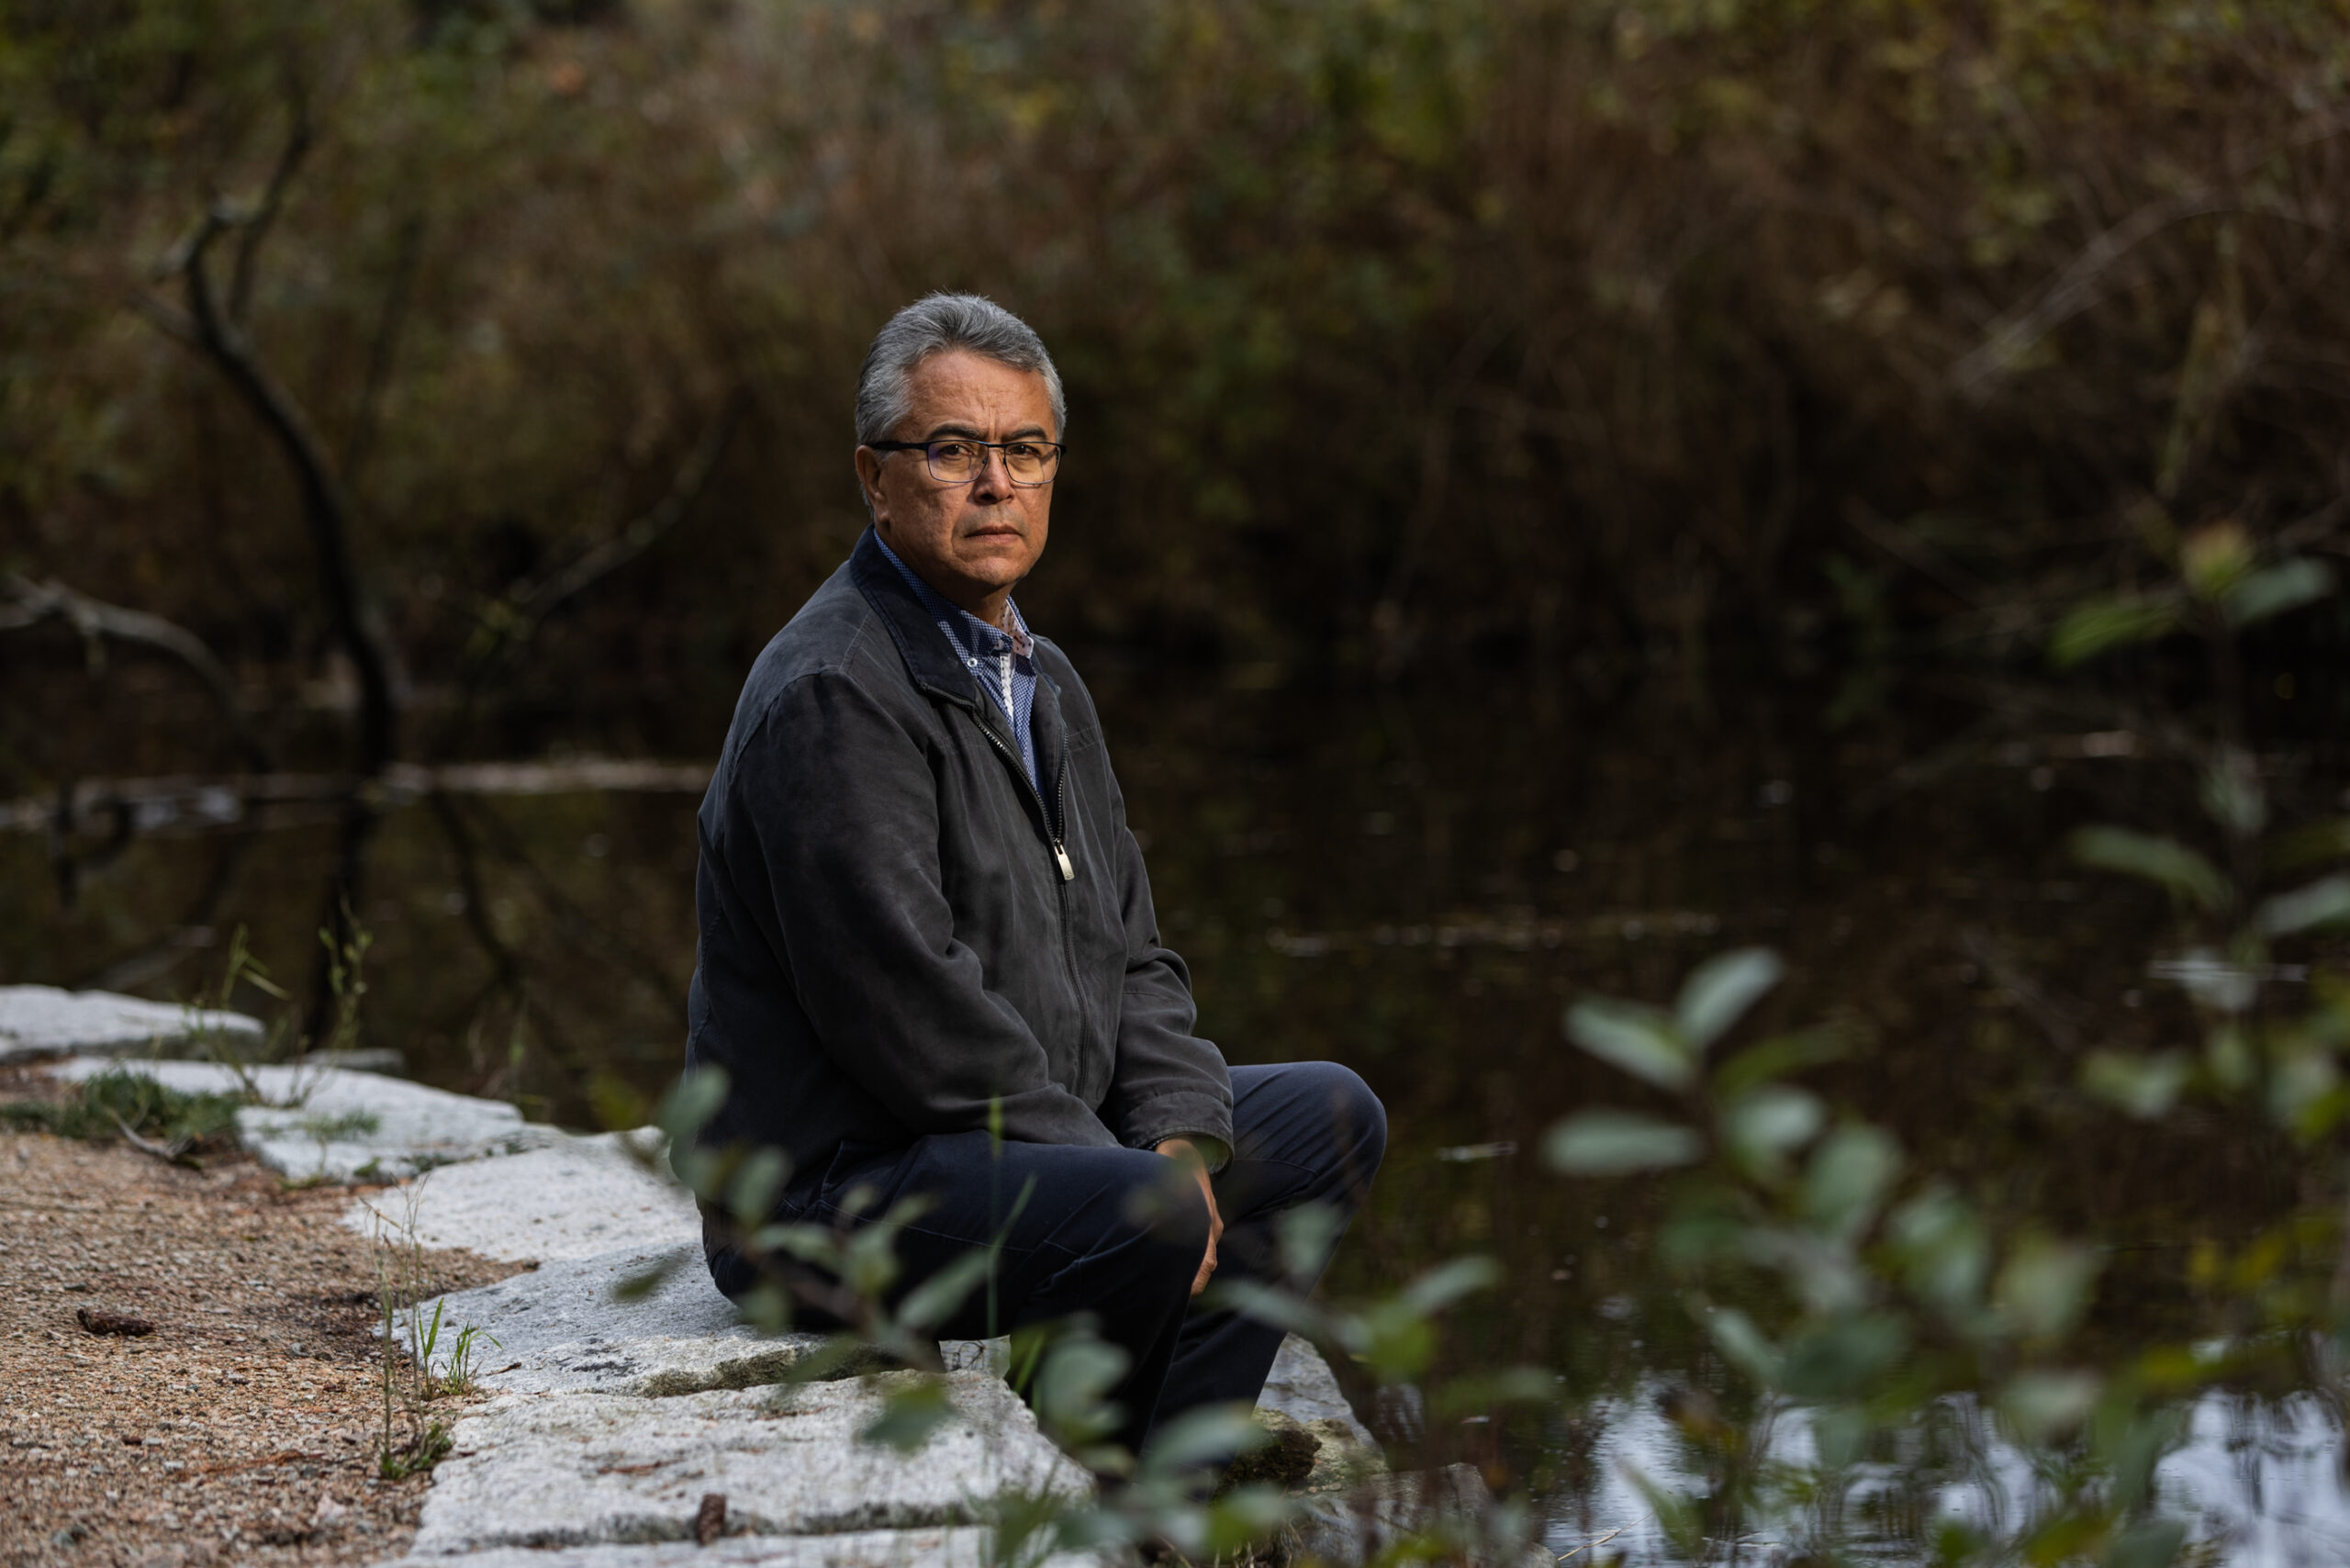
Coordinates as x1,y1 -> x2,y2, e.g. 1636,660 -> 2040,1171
0,984 -> 263,1063
344,1134 -> 699,1261
404,1240 -> 994,1398
1260,1333 -> 1377,1451
44,1057 -> 566,1181
407,1374 -> 1092,1555
374,1527 -> 1104,1565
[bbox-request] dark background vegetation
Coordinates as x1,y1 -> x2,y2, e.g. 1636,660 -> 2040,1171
8,0 -> 2350,780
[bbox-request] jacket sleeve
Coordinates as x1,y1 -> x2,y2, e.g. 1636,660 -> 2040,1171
1097,788 -> 1235,1166
724,668 -> 1120,1149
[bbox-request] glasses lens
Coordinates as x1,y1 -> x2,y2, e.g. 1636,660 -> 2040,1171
1002,442 -> 1054,484
925,441 -> 982,482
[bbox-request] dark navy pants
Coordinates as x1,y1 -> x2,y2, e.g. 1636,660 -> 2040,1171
711,1060 -> 1386,1457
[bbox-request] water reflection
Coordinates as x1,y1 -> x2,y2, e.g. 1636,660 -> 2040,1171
1559,1383 -> 2350,1564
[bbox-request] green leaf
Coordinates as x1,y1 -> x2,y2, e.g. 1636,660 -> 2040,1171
1705,1305 -> 1780,1385
1720,1085 -> 1823,1172
1139,1406 -> 1264,1480
1776,1314 -> 1908,1400
2050,597 -> 2179,667
1563,999 -> 1694,1091
1275,1202 -> 1346,1284
1543,1111 -> 1703,1175
1621,1465 -> 1707,1561
1998,1370 -> 2100,1441
2207,1021 -> 2255,1087
2181,522 -> 2255,602
2221,557 -> 2333,627
2101,1406 -> 2188,1513
2081,1050 -> 2190,1119
1201,1486 -> 1295,1558
1033,1329 -> 1131,1451
858,1377 -> 954,1452
1673,948 -> 1784,1050
895,1248 -> 993,1334
1995,1236 -> 2098,1339
2258,874 -> 2350,935
734,1283 -> 789,1335
1399,1255 -> 1503,1316
2103,1519 -> 2187,1568
1888,1184 -> 1990,1315
2268,1037 -> 2342,1137
658,1065 -> 730,1150
1211,1280 -> 1326,1339
2199,753 -> 2266,838
1713,1026 -> 1849,1100
2265,816 -> 2350,870
1801,1124 -> 1902,1243
726,1148 -> 789,1226
2070,826 -> 2226,913
611,1253 -> 681,1303
755,1222 -> 842,1271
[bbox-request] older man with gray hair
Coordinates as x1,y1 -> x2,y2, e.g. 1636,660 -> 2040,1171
685,293 -> 1385,1463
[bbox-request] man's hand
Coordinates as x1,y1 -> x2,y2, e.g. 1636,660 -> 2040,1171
1154,1137 -> 1224,1296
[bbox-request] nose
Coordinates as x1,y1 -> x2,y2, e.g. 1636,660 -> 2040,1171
968,446 -> 1017,500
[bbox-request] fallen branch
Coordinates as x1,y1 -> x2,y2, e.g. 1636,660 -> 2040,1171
1,573 -> 272,772
107,1110 -> 196,1168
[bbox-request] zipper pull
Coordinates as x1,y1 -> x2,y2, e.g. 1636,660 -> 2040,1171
1052,840 -> 1075,881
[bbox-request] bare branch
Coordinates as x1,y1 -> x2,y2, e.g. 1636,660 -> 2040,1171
1947,191 -> 2236,397
2,573 -> 273,773
516,390 -> 750,633
1949,106 -> 2350,397
165,204 -> 400,776
229,78 -> 314,324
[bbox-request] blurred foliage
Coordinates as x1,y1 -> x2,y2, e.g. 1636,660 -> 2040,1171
1526,543 -> 2350,1562
6,0 -> 2350,779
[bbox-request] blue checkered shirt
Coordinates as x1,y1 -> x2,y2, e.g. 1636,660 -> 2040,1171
876,537 -> 1039,787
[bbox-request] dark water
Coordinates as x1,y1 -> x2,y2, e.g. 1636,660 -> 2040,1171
9,676 -> 2344,1550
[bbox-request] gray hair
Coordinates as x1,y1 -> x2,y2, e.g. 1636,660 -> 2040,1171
854,293 -> 1067,446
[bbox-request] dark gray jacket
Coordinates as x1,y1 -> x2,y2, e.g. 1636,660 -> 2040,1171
686,530 -> 1233,1199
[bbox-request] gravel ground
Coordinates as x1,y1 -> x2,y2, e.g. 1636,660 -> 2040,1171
2,1068 -> 524,1568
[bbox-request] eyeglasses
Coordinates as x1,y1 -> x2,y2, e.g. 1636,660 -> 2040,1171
867,437 -> 1063,487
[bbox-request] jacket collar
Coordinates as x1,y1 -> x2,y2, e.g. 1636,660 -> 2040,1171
849,528 -> 1068,823
848,528 -> 988,711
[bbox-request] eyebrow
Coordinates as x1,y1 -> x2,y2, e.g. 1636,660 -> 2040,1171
919,422 -> 1054,442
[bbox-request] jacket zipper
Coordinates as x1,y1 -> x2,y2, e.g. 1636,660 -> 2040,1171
974,709 -> 1091,1082
975,717 -> 1074,881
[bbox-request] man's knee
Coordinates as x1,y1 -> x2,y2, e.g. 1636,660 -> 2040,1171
1292,1059 -> 1387,1171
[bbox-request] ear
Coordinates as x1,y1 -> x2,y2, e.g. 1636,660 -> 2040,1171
853,445 -> 890,524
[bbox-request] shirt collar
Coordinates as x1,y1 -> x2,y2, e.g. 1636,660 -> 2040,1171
874,534 -> 1034,658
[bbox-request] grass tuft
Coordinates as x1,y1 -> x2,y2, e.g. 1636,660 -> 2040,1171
0,1069 -> 244,1159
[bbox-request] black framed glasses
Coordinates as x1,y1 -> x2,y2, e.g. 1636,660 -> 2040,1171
868,437 -> 1063,487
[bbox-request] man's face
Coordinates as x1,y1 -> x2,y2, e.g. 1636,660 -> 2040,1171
856,350 -> 1056,622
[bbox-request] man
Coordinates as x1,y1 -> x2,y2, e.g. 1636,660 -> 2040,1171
686,293 -> 1384,1461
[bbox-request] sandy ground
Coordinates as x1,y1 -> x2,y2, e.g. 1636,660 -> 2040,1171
1,1069 -> 523,1568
